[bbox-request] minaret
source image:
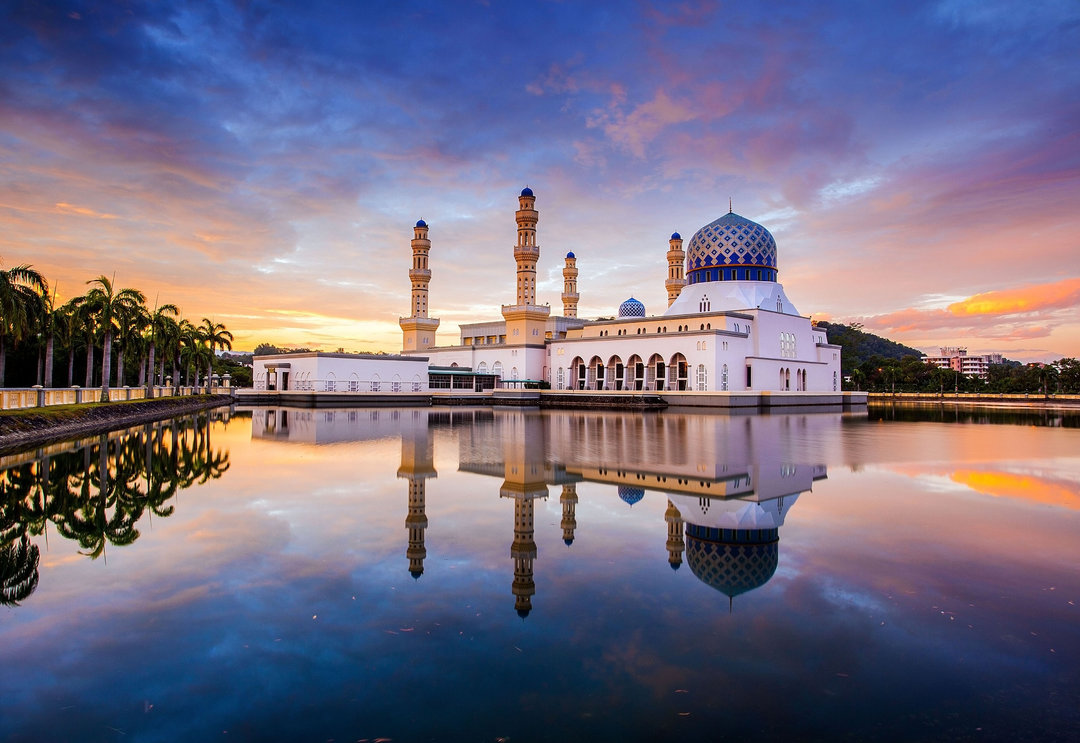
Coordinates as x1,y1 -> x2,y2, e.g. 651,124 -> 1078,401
515,188 -> 539,306
665,232 -> 686,307
397,416 -> 437,579
561,252 -> 579,318
560,483 -> 578,545
501,188 -> 550,347
665,499 -> 685,570
400,219 -> 441,353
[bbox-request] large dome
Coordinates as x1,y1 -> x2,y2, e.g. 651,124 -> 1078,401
686,212 -> 777,285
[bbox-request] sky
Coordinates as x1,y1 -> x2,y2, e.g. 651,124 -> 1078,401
1,0 -> 1078,361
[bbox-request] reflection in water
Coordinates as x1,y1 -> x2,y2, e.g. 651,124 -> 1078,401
870,401 -> 1080,427
252,406 -> 829,615
5,404 -> 1080,742
0,408 -> 233,606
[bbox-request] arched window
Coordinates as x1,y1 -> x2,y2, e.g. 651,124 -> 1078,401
697,364 -> 708,391
493,361 -> 503,378
557,367 -> 565,390
721,364 -> 729,391
833,370 -> 837,391
477,361 -> 488,374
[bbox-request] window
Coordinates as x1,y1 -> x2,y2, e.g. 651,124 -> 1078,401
721,364 -> 729,391
557,367 -> 565,389
697,364 -> 708,391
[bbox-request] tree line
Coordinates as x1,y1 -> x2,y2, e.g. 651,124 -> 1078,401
0,262 -> 236,400
817,321 -> 1080,395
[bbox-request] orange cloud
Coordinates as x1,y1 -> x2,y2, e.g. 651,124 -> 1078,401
55,202 -> 120,219
948,277 -> 1080,317
951,470 -> 1080,510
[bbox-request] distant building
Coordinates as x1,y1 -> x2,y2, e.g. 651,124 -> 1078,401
923,347 -> 1003,379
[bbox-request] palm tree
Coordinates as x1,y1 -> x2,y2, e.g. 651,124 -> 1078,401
114,298 -> 148,390
0,263 -> 48,387
38,285 -> 65,387
145,304 -> 179,398
177,319 -> 203,391
199,318 -> 233,392
83,276 -> 146,402
56,298 -> 81,386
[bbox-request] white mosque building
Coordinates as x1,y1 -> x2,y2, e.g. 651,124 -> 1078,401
402,188 -> 841,393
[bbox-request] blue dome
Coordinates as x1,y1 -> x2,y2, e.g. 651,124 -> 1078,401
415,219 -> 427,228
618,486 -> 645,506
520,186 -> 534,197
671,232 -> 681,240
686,212 -> 778,285
566,251 -> 575,259
618,297 -> 645,318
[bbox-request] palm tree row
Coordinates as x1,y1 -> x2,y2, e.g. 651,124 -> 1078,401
0,262 -> 233,401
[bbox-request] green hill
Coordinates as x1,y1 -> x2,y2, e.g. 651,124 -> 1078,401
814,321 -> 924,374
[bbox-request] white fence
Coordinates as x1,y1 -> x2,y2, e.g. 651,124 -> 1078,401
0,385 -> 231,411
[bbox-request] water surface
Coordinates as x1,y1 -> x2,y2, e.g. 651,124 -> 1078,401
2,406 -> 1078,742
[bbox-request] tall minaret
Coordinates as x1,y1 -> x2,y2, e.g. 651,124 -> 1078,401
515,188 -> 539,306
666,232 -> 686,307
665,499 -> 685,570
397,415 -> 437,579
400,219 -> 441,353
561,252 -> 579,318
502,188 -> 550,348
560,483 -> 578,545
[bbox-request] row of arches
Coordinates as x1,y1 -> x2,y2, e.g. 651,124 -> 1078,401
780,368 -> 805,391
556,354 -> 731,392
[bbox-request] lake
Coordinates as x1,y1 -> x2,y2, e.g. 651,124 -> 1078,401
2,404 -> 1078,742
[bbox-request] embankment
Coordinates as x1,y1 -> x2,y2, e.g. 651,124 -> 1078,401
0,395 -> 234,454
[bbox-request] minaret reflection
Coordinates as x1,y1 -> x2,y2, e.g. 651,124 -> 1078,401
665,499 -> 685,570
498,412 -> 548,618
560,484 -> 578,546
396,416 -> 437,580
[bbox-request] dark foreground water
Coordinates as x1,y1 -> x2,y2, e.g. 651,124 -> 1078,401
2,405 -> 1078,742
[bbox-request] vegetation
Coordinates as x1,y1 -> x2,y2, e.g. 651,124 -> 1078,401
814,321 -> 1079,395
0,261 -> 243,390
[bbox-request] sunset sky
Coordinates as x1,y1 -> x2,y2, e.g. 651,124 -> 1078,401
2,0 -> 1078,361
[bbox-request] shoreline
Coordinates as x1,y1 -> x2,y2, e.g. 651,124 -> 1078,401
0,395 -> 235,455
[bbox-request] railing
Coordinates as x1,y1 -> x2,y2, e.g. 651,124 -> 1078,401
0,385 -> 233,410
252,379 -> 424,393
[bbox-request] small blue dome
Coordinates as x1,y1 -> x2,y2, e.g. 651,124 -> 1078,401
415,219 -> 427,228
671,232 -> 681,240
618,297 -> 645,318
618,486 -> 645,506
520,186 -> 534,197
566,251 -> 575,259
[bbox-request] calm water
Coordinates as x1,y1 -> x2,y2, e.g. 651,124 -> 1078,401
2,405 -> 1078,742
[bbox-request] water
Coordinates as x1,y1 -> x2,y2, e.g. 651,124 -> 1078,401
2,405 -> 1078,742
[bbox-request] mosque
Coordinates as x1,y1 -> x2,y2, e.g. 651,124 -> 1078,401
401,187 -> 842,393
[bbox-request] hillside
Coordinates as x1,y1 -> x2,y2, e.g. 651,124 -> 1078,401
814,321 -> 924,374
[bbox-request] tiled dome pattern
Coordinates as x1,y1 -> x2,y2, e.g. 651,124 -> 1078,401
618,297 -> 645,318
686,212 -> 777,283
686,527 -> 779,598
618,486 -> 644,506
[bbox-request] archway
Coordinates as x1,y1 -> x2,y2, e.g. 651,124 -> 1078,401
607,355 -> 624,391
669,353 -> 689,390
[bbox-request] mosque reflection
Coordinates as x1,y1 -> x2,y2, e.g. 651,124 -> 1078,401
251,406 -> 829,615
